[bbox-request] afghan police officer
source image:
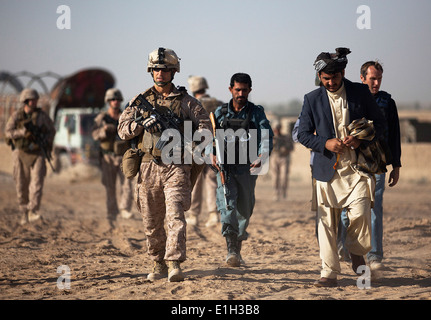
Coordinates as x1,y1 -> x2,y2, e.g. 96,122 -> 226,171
212,73 -> 273,267
5,88 -> 56,225
118,48 -> 211,282
92,88 -> 134,227
271,122 -> 294,200
186,76 -> 223,227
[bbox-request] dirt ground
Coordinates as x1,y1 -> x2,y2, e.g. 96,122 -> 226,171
0,140 -> 430,302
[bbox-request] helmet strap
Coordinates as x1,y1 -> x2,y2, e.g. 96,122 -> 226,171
151,70 -> 175,87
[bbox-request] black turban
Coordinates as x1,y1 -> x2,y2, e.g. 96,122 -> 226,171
314,47 -> 351,74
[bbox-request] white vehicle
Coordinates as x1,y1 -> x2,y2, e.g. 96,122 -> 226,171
53,108 -> 100,170
48,68 -> 115,171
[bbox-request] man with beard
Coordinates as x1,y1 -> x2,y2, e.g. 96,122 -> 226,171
212,73 -> 273,267
297,48 -> 385,287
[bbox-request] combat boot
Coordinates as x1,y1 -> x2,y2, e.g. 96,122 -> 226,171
27,210 -> 41,223
107,214 -> 118,230
205,212 -> 219,227
225,234 -> 241,267
147,261 -> 168,281
237,240 -> 245,264
167,260 -> 184,282
186,214 -> 198,226
19,210 -> 28,225
120,209 -> 133,219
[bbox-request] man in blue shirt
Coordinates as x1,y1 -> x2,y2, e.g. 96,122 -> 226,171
212,73 -> 273,267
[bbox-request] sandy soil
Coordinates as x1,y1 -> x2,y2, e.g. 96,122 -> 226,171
0,141 -> 430,302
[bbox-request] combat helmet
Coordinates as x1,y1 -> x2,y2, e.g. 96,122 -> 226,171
187,76 -> 208,94
147,47 -> 180,73
19,88 -> 39,103
105,88 -> 124,103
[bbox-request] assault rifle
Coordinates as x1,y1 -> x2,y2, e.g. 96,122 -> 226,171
210,112 -> 232,210
130,94 -> 219,173
24,121 -> 56,172
131,94 -> 184,152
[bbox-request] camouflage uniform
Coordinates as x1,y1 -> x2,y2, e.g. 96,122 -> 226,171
270,127 -> 294,200
5,92 -> 56,222
92,110 -> 133,222
118,85 -> 211,263
187,92 -> 222,226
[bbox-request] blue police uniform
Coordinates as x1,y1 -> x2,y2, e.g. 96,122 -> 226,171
214,100 -> 273,244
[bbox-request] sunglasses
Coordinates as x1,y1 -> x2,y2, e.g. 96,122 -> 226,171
153,68 -> 173,73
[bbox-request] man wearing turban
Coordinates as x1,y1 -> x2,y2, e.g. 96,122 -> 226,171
297,48 -> 386,287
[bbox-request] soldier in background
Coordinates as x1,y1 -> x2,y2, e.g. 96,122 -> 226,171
5,88 -> 56,224
92,88 -> 133,227
186,76 -> 222,227
118,48 -> 211,282
270,122 -> 294,200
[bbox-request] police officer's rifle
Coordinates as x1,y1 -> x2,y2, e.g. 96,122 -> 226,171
24,121 -> 56,173
210,112 -> 232,210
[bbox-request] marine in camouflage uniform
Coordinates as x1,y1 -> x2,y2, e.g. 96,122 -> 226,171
270,123 -> 294,200
185,76 -> 223,227
92,88 -> 133,226
118,48 -> 211,282
5,89 -> 56,224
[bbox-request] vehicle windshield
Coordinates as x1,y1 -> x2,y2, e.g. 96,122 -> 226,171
80,114 -> 97,135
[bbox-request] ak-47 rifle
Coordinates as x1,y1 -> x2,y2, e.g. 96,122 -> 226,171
209,112 -> 232,210
24,121 -> 56,172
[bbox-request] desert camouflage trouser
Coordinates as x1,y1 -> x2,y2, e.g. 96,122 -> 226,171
136,161 -> 191,262
12,149 -> 47,213
188,165 -> 218,217
270,153 -> 291,197
101,153 -> 133,219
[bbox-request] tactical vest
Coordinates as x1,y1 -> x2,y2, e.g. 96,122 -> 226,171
217,102 -> 257,165
99,112 -> 130,155
273,135 -> 293,156
199,95 -> 220,114
137,88 -> 186,162
99,112 -> 117,152
11,108 -> 42,153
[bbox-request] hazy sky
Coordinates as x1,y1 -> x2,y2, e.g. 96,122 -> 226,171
1,0 -> 431,107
